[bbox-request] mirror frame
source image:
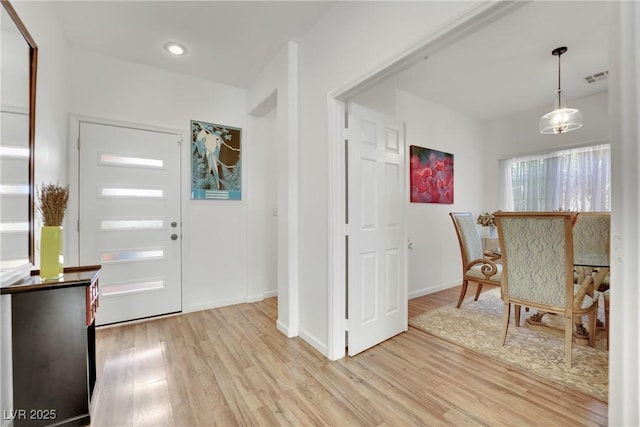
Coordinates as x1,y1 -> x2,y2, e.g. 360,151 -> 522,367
1,0 -> 37,264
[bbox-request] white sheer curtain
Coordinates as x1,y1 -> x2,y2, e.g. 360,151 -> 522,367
500,144 -> 610,212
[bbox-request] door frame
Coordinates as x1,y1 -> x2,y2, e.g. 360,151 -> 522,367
67,114 -> 186,302
326,1 -> 525,360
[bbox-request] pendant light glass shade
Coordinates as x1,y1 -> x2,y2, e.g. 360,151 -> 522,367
539,46 -> 583,135
539,107 -> 583,134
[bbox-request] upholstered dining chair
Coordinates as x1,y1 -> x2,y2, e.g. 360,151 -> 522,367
494,212 -> 598,369
449,212 -> 502,308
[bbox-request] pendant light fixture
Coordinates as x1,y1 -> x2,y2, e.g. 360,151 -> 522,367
539,46 -> 583,134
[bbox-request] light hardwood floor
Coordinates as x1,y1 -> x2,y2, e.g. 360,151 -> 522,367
91,286 -> 607,426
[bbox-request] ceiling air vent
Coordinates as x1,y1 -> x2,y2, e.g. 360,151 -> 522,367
584,70 -> 608,84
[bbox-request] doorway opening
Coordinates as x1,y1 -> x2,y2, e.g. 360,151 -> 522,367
327,0 -> 608,359
247,92 -> 279,303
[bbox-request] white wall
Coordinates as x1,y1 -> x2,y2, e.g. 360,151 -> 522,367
247,42 -> 300,337
349,78 -> 397,118
1,31 -> 30,111
395,90 -> 486,298
609,2 -> 640,423
483,90 -> 609,210
64,48 -> 249,312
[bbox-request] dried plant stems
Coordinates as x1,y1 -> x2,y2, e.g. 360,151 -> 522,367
37,183 -> 69,226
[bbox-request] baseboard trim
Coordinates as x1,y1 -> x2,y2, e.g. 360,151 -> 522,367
409,281 -> 459,299
185,297 -> 246,313
298,328 -> 329,358
276,319 -> 291,337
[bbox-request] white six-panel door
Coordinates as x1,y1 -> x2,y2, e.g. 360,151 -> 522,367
347,103 -> 407,356
79,121 -> 182,325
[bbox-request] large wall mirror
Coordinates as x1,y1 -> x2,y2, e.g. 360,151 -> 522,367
0,0 -> 37,284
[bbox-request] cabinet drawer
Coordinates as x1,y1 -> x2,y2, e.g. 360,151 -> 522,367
86,279 -> 99,326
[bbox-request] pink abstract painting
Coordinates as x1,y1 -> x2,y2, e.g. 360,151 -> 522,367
410,145 -> 454,204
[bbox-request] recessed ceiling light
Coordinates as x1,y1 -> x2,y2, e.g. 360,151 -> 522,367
164,42 -> 187,56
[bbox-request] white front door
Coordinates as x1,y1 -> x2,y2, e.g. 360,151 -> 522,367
347,103 -> 407,356
78,121 -> 182,325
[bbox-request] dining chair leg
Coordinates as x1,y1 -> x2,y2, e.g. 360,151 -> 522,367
565,316 -> 573,369
514,304 -> 521,327
500,303 -> 510,345
474,283 -> 483,301
456,281 -> 469,308
588,306 -> 597,348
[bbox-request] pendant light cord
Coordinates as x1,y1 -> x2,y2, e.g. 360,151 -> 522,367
557,52 -> 562,109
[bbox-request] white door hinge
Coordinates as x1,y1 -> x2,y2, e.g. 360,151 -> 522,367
344,127 -> 353,142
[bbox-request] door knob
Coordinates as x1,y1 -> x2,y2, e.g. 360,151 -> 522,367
171,233 -> 178,240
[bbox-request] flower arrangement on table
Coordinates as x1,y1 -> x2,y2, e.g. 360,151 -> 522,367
476,211 -> 496,228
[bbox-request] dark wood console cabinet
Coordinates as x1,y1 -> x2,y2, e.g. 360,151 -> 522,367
1,266 -> 101,427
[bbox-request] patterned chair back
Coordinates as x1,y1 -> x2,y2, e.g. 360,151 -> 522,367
450,212 -> 484,266
495,212 -> 575,310
573,212 -> 610,266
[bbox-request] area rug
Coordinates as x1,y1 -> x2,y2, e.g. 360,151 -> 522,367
409,288 -> 608,402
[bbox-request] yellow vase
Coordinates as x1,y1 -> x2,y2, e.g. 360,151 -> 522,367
40,226 -> 64,279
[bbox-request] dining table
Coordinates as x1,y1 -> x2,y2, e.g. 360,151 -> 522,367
574,253 -> 610,293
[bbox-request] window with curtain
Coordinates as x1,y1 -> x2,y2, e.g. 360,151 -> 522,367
500,144 -> 610,212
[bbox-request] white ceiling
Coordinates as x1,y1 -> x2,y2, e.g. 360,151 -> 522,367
51,1 -> 335,89
388,1 -> 609,120
51,1 -> 608,120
